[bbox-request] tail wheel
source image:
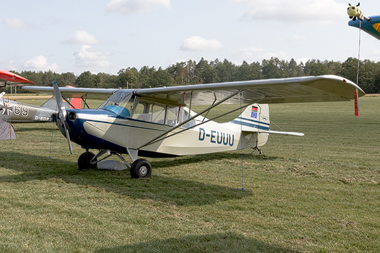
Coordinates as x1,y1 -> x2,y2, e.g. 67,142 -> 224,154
130,159 -> 152,178
78,152 -> 97,170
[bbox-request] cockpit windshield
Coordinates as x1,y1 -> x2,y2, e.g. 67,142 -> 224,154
98,90 -> 132,118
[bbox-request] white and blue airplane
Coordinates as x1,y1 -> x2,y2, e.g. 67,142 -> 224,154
24,75 -> 365,178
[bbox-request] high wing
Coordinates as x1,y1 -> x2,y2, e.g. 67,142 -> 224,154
23,86 -> 119,100
0,69 -> 35,86
24,75 -> 364,106
349,15 -> 380,41
133,75 -> 365,106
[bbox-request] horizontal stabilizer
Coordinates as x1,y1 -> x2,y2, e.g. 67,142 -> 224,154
242,129 -> 304,136
259,130 -> 304,136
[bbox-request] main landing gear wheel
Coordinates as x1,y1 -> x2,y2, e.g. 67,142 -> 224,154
78,152 -> 97,170
130,159 -> 152,178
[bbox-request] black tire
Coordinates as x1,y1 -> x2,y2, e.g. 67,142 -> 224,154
78,152 -> 97,170
130,159 -> 152,178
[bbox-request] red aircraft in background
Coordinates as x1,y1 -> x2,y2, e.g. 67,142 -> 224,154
0,69 -> 35,86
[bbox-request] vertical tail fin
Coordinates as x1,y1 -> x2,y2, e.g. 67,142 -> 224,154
232,104 -> 270,148
40,97 -> 81,110
237,104 -> 270,132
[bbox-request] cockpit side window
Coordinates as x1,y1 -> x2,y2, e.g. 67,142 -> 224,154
151,104 -> 166,124
101,93 -> 196,127
133,102 -> 151,122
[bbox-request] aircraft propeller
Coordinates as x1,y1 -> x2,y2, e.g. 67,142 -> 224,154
53,79 -> 72,154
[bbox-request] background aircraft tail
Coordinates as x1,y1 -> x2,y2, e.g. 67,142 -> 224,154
40,96 -> 81,110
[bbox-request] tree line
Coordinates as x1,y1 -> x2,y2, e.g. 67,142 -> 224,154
8,57 -> 380,94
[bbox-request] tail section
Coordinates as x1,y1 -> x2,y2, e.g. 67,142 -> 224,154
40,97 -> 81,110
231,103 -> 304,150
238,104 -> 304,136
231,104 -> 271,148
238,104 -> 270,133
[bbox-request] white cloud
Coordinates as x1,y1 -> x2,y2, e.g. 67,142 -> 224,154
106,0 -> 171,15
232,47 -> 289,63
24,55 -> 58,71
373,50 -> 380,56
64,31 -> 99,44
0,59 -> 19,72
5,18 -> 34,30
232,0 -> 346,24
180,36 -> 223,52
290,34 -> 307,42
74,45 -> 110,71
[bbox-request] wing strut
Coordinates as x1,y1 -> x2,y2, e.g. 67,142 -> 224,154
202,92 -> 217,122
138,91 -> 260,149
152,101 -> 253,146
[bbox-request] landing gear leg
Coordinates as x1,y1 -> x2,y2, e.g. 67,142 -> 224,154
77,149 -> 152,179
250,147 -> 263,155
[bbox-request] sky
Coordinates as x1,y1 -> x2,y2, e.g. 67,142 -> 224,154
2,0 -> 380,76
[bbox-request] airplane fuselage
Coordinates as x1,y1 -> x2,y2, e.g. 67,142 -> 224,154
0,99 -> 55,123
64,107 -> 270,158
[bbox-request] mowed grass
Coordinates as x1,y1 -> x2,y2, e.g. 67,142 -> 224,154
0,97 -> 379,252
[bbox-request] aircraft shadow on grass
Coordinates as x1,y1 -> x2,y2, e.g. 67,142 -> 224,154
150,151 -> 279,169
15,126 -> 57,132
94,232 -> 300,253
0,151 -> 286,206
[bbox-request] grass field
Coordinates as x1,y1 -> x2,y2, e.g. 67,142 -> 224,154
0,97 -> 379,252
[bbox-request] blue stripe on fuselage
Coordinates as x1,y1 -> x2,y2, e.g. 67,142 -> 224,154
230,117 -> 270,131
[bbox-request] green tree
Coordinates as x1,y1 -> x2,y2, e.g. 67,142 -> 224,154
138,66 -> 156,88
167,62 -> 187,85
101,73 -> 119,88
340,57 -> 360,83
56,72 -> 76,87
20,71 -> 43,85
195,58 -> 218,84
93,73 -> 103,88
303,59 -> 330,76
147,67 -> 172,87
287,58 -> 303,77
359,60 -> 380,93
75,71 -> 94,87
262,57 -> 281,79
41,70 -> 56,86
327,61 -> 342,75
215,59 -> 236,82
118,68 -> 137,88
